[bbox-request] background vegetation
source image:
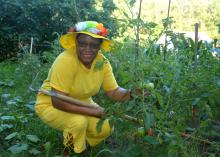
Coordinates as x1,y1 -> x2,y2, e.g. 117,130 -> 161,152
0,0 -> 220,156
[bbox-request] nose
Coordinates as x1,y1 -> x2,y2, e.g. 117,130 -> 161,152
85,44 -> 92,51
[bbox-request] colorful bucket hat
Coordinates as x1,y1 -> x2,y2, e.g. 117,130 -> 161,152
60,21 -> 112,52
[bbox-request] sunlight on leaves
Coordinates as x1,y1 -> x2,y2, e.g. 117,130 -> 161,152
1,93 -> 11,99
0,124 -> 13,132
26,134 -> 41,143
6,100 -> 17,106
5,132 -> 18,140
1,115 -> 15,121
8,143 -> 28,154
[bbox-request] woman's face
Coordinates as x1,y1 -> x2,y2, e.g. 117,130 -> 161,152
76,34 -> 102,68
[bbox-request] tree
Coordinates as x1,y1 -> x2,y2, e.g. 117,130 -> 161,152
0,0 -> 118,60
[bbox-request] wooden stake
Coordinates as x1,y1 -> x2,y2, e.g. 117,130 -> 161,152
192,105 -> 196,128
163,0 -> 172,61
134,0 -> 143,61
30,37 -> 33,56
194,23 -> 199,69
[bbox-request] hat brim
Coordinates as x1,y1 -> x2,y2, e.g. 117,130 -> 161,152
59,31 -> 112,52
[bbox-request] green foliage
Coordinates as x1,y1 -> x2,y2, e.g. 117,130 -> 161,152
0,0 -> 118,60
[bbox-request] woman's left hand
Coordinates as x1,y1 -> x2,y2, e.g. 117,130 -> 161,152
94,106 -> 105,117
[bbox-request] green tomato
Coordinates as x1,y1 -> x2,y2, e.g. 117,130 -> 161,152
136,127 -> 145,137
144,82 -> 154,90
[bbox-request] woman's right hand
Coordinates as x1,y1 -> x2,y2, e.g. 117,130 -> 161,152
132,88 -> 150,97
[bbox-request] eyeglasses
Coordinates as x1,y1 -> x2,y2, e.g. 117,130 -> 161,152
77,41 -> 101,50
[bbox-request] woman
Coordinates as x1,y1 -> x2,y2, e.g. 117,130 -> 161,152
35,21 -> 132,154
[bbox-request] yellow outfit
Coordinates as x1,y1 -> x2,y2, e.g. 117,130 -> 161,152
35,48 -> 118,153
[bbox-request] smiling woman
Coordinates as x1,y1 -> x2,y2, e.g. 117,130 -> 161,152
34,21 -> 136,154
76,34 -> 102,68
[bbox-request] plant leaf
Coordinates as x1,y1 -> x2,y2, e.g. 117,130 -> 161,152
26,135 -> 40,143
0,124 -> 13,132
6,100 -> 17,105
156,92 -> 163,107
5,132 -> 18,140
144,112 -> 155,130
29,148 -> 41,155
96,118 -> 105,133
1,93 -> 11,99
143,136 -> 159,145
192,98 -> 200,106
44,141 -> 51,151
8,143 -> 28,154
1,115 -> 15,121
24,104 -> 35,111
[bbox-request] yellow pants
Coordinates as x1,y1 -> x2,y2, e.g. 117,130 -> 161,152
35,104 -> 112,153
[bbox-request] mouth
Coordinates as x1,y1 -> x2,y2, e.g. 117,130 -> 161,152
83,53 -> 93,57
82,53 -> 94,60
